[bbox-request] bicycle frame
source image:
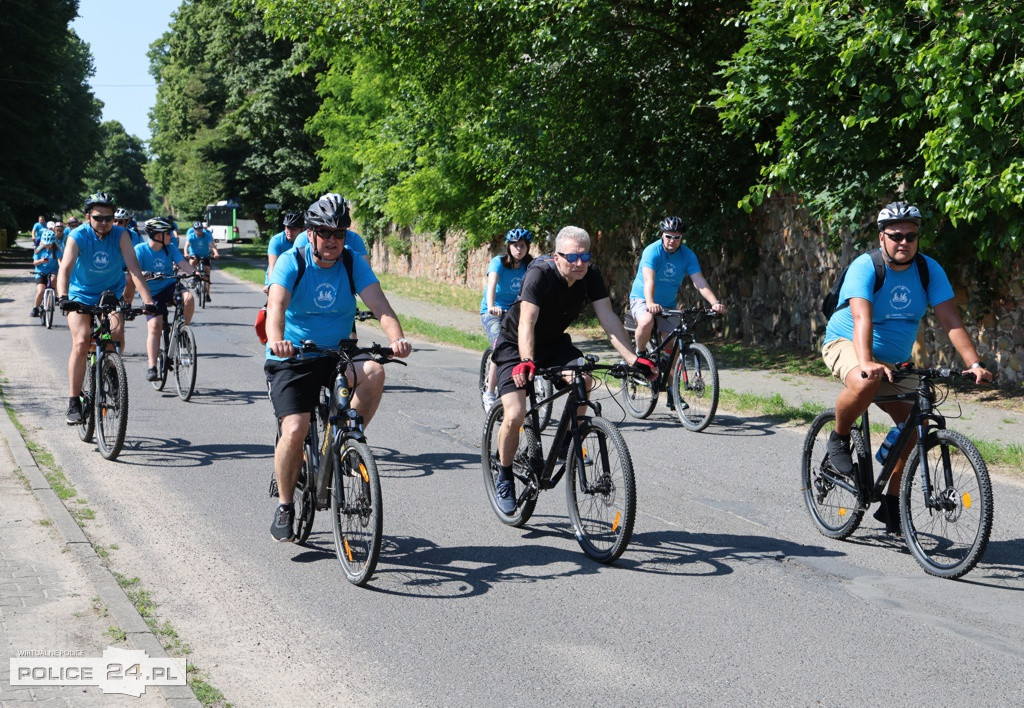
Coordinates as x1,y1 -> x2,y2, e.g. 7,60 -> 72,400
643,308 -> 712,384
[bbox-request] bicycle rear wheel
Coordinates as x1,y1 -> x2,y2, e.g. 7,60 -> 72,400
152,351 -> 168,391
901,429 -> 993,579
77,360 -> 95,443
331,440 -> 382,586
481,401 -> 541,527
95,352 -> 129,460
478,347 -> 492,405
294,433 -> 318,545
801,410 -> 864,539
43,290 -> 54,329
174,325 -> 198,401
673,342 -> 719,431
565,417 -> 636,563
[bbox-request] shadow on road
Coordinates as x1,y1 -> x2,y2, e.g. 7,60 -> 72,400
117,436 -> 273,467
373,448 -> 480,478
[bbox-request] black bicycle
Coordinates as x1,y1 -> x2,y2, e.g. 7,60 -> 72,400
191,258 -> 209,308
622,306 -> 720,431
482,355 -> 637,563
146,274 -> 199,401
269,337 -> 404,586
479,344 -> 553,429
802,364 -> 993,579
66,292 -> 145,461
34,272 -> 56,329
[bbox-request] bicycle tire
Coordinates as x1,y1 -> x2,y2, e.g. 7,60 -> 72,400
43,290 -> 54,329
152,351 -> 167,391
77,359 -> 95,443
621,367 -> 659,419
900,429 -> 993,579
95,352 -> 129,460
331,439 -> 382,586
565,416 -> 636,563
481,401 -> 539,527
801,410 -> 864,539
293,432 -> 318,545
478,347 -> 492,403
535,377 -> 554,431
673,342 -> 719,431
173,325 -> 198,401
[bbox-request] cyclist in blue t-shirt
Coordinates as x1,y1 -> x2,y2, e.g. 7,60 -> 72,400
114,209 -> 144,247
57,193 -> 156,425
264,212 -> 305,293
186,221 -> 220,301
31,230 -> 62,318
821,201 -> 993,533
31,216 -> 46,246
479,228 -> 533,411
628,216 -> 726,356
133,218 -> 197,382
265,193 -> 411,543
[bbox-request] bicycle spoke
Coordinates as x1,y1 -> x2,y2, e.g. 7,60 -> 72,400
332,441 -> 382,586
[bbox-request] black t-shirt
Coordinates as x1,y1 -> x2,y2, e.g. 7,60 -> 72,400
499,256 -> 609,349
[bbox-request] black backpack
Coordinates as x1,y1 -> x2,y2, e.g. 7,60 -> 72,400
822,248 -> 929,318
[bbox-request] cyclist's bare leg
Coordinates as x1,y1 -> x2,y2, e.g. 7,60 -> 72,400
274,412 -> 310,504
67,312 -> 92,396
497,388 -> 527,466
34,282 -> 45,308
181,290 -> 195,324
109,311 -> 126,352
633,310 -> 655,352
146,315 -> 163,367
349,359 -> 386,426
486,361 -> 498,394
835,368 -> 882,435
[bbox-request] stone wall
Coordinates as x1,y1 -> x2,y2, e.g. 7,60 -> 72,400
368,199 -> 1023,386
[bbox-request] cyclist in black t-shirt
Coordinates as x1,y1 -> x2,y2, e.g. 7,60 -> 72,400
489,226 -> 655,514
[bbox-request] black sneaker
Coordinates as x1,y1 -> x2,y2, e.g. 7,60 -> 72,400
826,431 -> 854,475
495,480 -> 516,515
66,397 -> 83,425
270,504 -> 295,542
146,366 -> 159,382
873,495 -> 902,535
30,307 -> 40,318
205,293 -> 212,302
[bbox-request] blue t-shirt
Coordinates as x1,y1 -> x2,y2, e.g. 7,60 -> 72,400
266,247 -> 379,361
33,245 -> 63,276
32,222 -> 44,242
127,228 -> 144,247
134,242 -> 185,296
291,229 -> 368,258
628,241 -> 702,307
265,231 -> 299,284
186,228 -> 214,257
824,252 -> 954,364
67,224 -> 129,305
479,256 -> 527,314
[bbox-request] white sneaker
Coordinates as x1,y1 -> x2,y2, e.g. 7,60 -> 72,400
482,391 -> 497,412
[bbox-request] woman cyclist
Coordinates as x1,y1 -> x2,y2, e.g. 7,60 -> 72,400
480,228 -> 533,411
31,229 -> 62,318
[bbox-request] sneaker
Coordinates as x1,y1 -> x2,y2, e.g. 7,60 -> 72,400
482,390 -> 497,413
495,480 -> 516,515
146,366 -> 159,382
826,431 -> 854,475
666,398 -> 675,412
205,293 -> 212,302
556,438 -> 571,465
65,397 -> 83,425
873,495 -> 902,535
270,504 -> 295,542
30,307 -> 40,318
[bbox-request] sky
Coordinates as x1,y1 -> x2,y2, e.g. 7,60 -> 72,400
71,0 -> 181,144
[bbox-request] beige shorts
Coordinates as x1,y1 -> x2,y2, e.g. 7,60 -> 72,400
821,338 -> 918,396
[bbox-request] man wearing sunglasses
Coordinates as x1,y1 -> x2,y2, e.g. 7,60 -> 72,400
822,201 -> 993,534
488,226 -> 655,515
264,193 -> 411,542
629,216 -> 726,357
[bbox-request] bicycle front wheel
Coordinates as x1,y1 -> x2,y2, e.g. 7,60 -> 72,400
621,365 -> 659,419
478,347 -> 492,405
673,343 -> 719,431
294,436 -> 318,545
43,290 -> 54,329
565,417 -> 636,563
78,359 -> 95,443
332,440 -> 382,586
95,352 -> 129,460
482,401 -> 540,527
174,325 -> 198,401
152,351 -> 167,391
901,429 -> 993,579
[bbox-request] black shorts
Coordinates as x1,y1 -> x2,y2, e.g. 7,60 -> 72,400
34,273 -> 55,286
265,357 -> 336,419
146,287 -> 177,321
492,333 -> 582,398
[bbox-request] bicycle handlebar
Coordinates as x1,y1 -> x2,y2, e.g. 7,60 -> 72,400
536,354 -> 631,380
296,339 -> 407,366
861,363 -> 977,382
658,306 -> 719,319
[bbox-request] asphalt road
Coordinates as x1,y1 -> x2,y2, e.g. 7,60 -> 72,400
2,268 -> 1023,706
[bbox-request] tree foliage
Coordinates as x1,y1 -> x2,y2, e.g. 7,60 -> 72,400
80,121 -> 151,213
0,0 -> 102,229
716,0 -> 1024,266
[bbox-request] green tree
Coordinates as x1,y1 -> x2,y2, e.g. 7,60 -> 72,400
80,121 -> 151,212
716,0 -> 1024,267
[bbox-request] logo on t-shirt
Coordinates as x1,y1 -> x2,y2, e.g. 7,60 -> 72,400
153,255 -> 167,272
93,251 -> 110,270
890,285 -> 912,311
662,262 -> 678,280
314,283 -> 337,309
510,276 -> 523,292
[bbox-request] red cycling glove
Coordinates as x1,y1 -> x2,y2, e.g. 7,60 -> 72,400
512,360 -> 537,382
633,356 -> 657,381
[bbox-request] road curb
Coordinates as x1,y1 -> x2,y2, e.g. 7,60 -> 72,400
0,402 -> 201,706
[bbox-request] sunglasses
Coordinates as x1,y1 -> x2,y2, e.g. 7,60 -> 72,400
883,231 -> 918,243
313,228 -> 346,240
90,214 -> 115,223
557,251 -> 592,264
662,233 -> 683,241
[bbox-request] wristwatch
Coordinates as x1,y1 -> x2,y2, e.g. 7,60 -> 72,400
520,358 -> 533,363
969,361 -> 985,370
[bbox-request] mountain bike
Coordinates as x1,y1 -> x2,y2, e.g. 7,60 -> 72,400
67,292 -> 145,461
482,355 -> 637,563
622,306 -> 720,431
269,338 -> 405,586
479,345 -> 553,429
802,364 -> 994,579
146,274 -> 199,401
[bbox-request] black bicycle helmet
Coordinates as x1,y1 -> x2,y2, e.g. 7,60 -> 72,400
876,201 -> 922,230
67,217 -> 81,227
505,228 -> 532,243
114,208 -> 130,220
304,193 -> 351,230
659,216 -> 686,233
282,211 -> 304,228
144,217 -> 175,235
83,192 -> 115,212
